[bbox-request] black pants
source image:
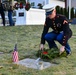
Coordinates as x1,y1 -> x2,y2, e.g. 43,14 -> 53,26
0,11 -> 5,26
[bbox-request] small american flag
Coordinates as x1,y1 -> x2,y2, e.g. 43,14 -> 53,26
12,44 -> 19,63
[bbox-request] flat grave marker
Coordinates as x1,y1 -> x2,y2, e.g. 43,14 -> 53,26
18,58 -> 55,70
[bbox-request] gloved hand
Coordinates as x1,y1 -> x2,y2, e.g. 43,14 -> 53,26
59,46 -> 65,55
40,44 -> 44,50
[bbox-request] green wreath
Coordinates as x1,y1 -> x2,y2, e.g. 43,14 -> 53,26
36,48 -> 60,60
25,2 -> 31,11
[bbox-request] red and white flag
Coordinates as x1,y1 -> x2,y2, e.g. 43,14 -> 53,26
12,44 -> 19,63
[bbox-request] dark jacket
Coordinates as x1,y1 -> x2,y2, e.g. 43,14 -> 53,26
0,3 -> 5,12
8,6 -> 13,12
41,14 -> 72,46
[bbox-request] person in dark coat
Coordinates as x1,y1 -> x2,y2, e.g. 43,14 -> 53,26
40,6 -> 72,56
0,0 -> 5,26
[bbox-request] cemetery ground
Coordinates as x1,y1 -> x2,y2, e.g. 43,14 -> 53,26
0,25 -> 76,75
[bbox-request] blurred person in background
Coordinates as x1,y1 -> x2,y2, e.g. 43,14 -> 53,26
0,0 -> 5,26
8,2 -> 15,26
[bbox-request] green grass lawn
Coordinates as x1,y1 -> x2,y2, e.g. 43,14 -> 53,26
0,25 -> 76,75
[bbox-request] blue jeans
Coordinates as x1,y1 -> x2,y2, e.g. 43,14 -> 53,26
8,11 -> 14,26
44,31 -> 71,53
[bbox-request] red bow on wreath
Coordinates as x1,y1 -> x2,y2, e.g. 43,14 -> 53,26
25,2 -> 31,11
20,3 -> 23,9
42,51 -> 48,55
